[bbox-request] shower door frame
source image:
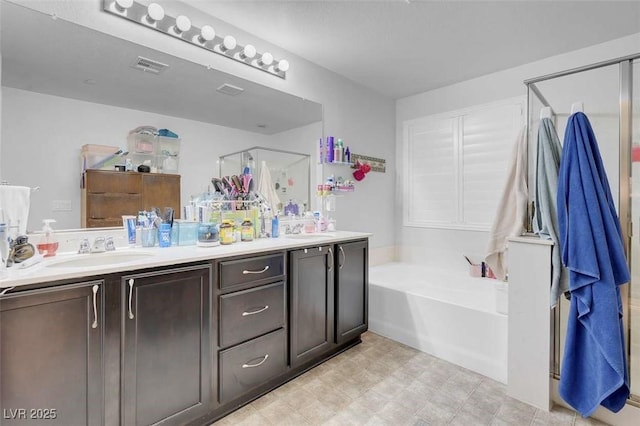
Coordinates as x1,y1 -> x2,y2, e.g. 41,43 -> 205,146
525,53 -> 638,406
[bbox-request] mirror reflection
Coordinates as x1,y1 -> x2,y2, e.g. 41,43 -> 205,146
0,0 -> 323,232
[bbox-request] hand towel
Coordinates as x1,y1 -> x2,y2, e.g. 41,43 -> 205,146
485,126 -> 528,281
0,185 -> 31,235
533,118 -> 568,306
557,112 -> 630,417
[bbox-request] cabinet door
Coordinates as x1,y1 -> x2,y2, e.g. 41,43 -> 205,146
289,246 -> 335,367
335,240 -> 369,344
1,281 -> 104,426
122,265 -> 212,426
142,174 -> 181,218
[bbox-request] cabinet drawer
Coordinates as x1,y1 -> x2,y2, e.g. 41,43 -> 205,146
219,328 -> 287,403
219,254 -> 284,290
85,170 -> 141,193
220,282 -> 285,348
86,193 -> 141,219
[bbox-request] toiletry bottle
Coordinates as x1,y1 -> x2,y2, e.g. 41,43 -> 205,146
334,139 -> 341,163
345,146 -> 351,163
327,137 -> 334,163
271,214 -> 279,238
37,219 -> 58,257
319,138 -> 323,164
338,139 -> 345,162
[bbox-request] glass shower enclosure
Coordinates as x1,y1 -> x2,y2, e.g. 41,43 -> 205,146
527,56 -> 639,403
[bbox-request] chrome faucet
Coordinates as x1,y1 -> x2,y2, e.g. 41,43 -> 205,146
91,236 -> 106,253
78,238 -> 90,254
78,236 -> 116,254
105,236 -> 116,251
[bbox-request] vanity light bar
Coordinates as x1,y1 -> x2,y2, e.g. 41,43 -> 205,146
103,0 -> 288,79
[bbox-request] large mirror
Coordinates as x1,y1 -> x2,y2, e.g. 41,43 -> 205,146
0,0 -> 323,232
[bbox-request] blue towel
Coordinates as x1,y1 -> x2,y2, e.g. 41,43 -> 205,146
557,112 -> 630,417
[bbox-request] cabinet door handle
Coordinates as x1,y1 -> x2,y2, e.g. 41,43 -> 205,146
128,279 -> 135,320
328,248 -> 334,271
242,305 -> 269,316
339,246 -> 346,270
242,354 -> 269,368
91,285 -> 99,329
242,265 -> 270,275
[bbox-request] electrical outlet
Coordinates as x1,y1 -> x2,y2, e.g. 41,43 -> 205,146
51,200 -> 72,212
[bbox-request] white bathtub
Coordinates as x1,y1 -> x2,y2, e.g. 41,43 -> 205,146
368,262 -> 508,383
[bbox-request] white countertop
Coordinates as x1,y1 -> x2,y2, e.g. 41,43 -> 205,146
1,231 -> 371,289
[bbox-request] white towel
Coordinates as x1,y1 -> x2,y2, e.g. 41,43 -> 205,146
0,185 -> 31,235
485,126 -> 528,281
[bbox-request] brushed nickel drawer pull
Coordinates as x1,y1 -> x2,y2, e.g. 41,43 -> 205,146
242,305 -> 269,316
128,279 -> 135,320
242,265 -> 270,275
242,354 -> 269,368
339,246 -> 346,270
91,285 -> 99,329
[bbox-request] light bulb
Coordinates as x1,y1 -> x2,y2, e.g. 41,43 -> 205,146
240,44 -> 257,60
275,59 -> 289,72
146,3 -> 165,24
220,35 -> 237,52
198,25 -> 215,43
114,0 -> 133,11
173,15 -> 191,34
259,52 -> 274,67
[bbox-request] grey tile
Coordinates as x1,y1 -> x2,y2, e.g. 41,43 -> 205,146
216,332 -> 553,426
495,397 -> 537,425
297,400 -> 339,424
255,398 -> 298,424
392,387 -> 429,413
449,409 -> 493,426
364,414 -> 390,425
377,400 -> 416,425
531,405 -> 575,425
415,399 -> 459,425
465,387 -> 504,415
454,403 -> 496,425
371,375 -> 409,396
351,389 -> 390,412
322,406 -> 374,426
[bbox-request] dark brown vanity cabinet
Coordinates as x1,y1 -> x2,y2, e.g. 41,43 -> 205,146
0,281 -> 104,426
121,264 -> 212,426
289,245 -> 335,367
335,240 -> 369,344
216,253 -> 287,404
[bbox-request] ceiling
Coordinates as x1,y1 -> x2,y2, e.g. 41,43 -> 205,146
188,0 -> 640,99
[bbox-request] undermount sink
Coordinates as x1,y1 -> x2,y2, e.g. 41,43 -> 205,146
284,233 -> 336,239
46,251 -> 155,268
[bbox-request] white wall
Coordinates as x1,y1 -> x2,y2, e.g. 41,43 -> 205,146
1,0 -> 396,251
396,32 -> 640,270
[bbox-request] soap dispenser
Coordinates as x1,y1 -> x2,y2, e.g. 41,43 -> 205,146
37,219 -> 59,257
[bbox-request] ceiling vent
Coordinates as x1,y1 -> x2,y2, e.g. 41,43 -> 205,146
131,56 -> 169,74
216,83 -> 244,96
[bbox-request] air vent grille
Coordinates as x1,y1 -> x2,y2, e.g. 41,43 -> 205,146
216,83 -> 245,96
131,56 -> 169,74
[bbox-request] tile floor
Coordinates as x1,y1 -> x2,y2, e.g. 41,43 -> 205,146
214,332 -> 608,425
